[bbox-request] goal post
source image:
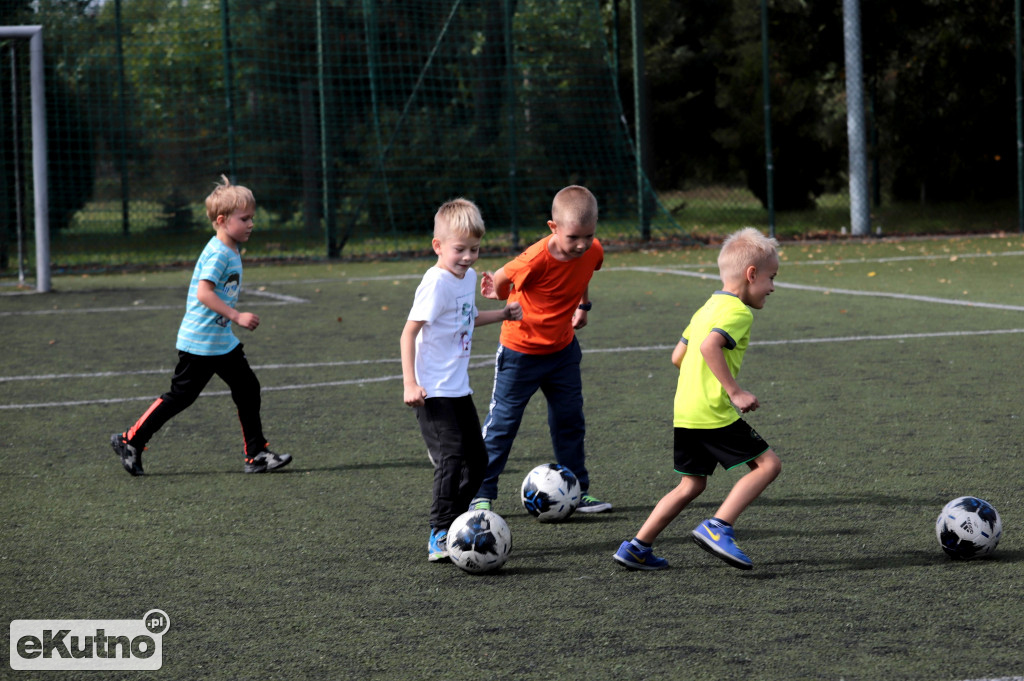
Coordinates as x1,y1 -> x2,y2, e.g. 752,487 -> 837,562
2,25 -> 49,292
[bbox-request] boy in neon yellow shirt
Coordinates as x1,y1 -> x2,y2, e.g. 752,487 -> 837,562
614,227 -> 783,570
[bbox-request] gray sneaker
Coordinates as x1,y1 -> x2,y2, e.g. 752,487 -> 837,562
469,497 -> 493,511
244,449 -> 292,474
576,493 -> 612,513
110,433 -> 144,476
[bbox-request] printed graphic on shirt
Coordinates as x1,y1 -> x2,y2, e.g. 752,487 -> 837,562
457,295 -> 474,353
216,272 -> 242,327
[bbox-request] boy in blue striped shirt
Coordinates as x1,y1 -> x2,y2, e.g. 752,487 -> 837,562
110,176 -> 290,475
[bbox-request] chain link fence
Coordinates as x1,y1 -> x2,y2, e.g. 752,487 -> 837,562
1,0 -> 1020,277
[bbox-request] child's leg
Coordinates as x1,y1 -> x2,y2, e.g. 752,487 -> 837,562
539,339 -> 588,489
635,474 -> 707,544
418,396 -> 485,530
476,346 -> 541,500
712,449 -> 781,525
215,345 -> 267,456
125,352 -> 215,449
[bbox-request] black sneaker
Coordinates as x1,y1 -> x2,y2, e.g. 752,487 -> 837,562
576,492 -> 612,513
244,449 -> 292,474
110,433 -> 144,476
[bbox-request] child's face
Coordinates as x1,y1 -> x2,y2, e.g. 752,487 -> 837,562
546,219 -> 595,261
742,253 -> 779,309
217,207 -> 255,245
433,221 -> 481,279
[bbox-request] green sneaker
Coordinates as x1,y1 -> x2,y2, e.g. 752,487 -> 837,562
469,498 -> 492,511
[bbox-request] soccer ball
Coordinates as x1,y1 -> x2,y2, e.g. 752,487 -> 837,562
447,509 -> 512,574
521,463 -> 581,522
935,496 -> 1002,560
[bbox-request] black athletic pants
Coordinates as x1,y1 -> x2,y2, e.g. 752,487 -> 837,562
125,345 -> 267,457
416,395 -> 487,530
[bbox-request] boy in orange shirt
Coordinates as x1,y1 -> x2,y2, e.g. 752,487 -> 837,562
470,185 -> 611,513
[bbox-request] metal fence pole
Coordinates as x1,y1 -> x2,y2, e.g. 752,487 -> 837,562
220,0 -> 237,182
28,27 -> 49,292
631,0 -> 650,239
1016,0 -> 1023,233
115,0 -> 130,235
760,0 -> 775,237
843,0 -> 870,236
504,0 -> 518,248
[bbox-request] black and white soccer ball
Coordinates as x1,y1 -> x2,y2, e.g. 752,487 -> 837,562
935,496 -> 1002,560
447,509 -> 512,574
520,463 -> 581,522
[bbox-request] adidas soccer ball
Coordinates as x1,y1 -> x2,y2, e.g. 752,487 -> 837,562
935,496 -> 1002,560
447,509 -> 512,574
521,463 -> 581,522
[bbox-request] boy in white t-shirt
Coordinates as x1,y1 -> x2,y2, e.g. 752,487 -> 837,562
400,198 -> 522,562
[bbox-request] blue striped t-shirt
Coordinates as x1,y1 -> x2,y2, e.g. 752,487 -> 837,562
176,237 -> 243,356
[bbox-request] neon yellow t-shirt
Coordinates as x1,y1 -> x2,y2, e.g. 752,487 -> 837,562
673,292 -> 753,429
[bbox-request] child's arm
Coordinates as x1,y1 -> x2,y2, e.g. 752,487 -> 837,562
480,267 -> 512,300
400,319 -> 428,407
572,286 -> 591,330
476,301 -> 523,327
196,280 -> 259,330
700,331 -> 759,413
671,339 -> 687,367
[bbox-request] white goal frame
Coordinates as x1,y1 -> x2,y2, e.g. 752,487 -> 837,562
3,26 -> 49,292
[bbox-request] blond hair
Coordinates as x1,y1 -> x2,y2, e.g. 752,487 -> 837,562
551,185 -> 598,227
434,198 -> 485,240
205,175 -> 255,226
717,227 -> 779,282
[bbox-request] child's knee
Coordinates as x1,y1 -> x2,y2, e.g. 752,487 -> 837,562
676,474 -> 707,497
758,450 -> 782,479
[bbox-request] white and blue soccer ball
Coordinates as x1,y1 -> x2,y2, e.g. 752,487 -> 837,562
521,463 -> 581,523
447,509 -> 512,574
935,496 -> 1002,560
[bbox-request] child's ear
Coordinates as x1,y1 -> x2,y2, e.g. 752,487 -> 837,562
431,237 -> 443,255
215,214 -> 227,227
547,220 -> 558,233
745,264 -> 758,282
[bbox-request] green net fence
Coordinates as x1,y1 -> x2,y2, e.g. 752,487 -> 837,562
0,0 -> 687,274
2,0 -> 1021,277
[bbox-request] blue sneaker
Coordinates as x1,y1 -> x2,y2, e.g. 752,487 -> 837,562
428,528 -> 449,562
692,520 -> 753,570
612,540 -> 668,571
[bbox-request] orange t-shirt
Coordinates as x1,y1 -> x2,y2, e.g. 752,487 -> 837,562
499,235 -> 603,354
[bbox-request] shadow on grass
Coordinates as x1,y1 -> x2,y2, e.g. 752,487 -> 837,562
142,459 -> 423,476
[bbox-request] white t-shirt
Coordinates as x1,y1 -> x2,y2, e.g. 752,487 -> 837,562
407,266 -> 478,398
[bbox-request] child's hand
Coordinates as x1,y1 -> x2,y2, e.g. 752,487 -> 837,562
404,384 -> 427,408
480,271 -> 498,299
572,307 -> 588,329
503,301 -> 522,321
731,390 -> 760,414
236,312 -> 260,330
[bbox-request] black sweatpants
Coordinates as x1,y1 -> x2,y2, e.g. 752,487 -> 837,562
125,345 -> 267,457
416,395 -> 487,530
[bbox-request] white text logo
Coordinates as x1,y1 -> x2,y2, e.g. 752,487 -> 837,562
9,610 -> 169,671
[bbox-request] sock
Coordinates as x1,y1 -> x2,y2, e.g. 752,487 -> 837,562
711,517 -> 732,528
630,537 -> 652,549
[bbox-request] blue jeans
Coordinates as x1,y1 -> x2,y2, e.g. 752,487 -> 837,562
476,337 -> 589,500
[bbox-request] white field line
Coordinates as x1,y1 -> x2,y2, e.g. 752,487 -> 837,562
627,266 -> 1024,312
0,297 -> 306,317
4,330 -> 1024,410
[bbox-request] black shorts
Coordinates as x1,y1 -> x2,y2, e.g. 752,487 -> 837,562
673,420 -> 771,476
